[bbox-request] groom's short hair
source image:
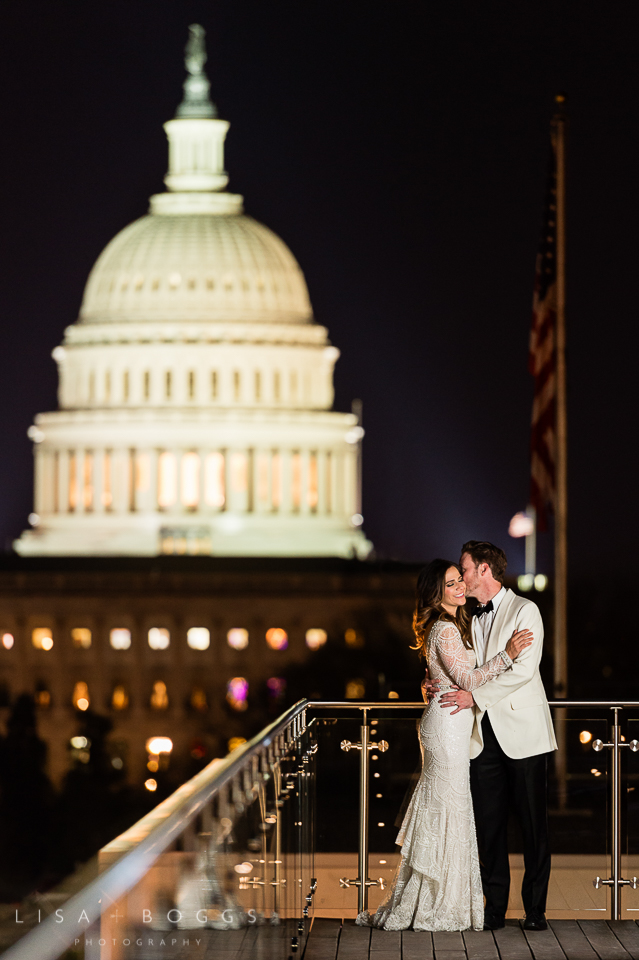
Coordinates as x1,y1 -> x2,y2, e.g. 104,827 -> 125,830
461,541 -> 507,583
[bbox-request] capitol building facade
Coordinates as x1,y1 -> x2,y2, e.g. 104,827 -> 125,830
0,30 -> 415,787
15,30 -> 370,561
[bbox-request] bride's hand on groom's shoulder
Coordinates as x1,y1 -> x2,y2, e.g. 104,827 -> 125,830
505,628 -> 534,661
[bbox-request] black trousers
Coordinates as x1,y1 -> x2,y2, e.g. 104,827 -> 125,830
470,714 -> 551,918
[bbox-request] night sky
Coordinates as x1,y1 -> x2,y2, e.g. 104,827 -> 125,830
0,1 -> 637,583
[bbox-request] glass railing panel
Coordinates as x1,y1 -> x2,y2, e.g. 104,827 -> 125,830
1,707 -> 313,960
624,712 -> 639,918
545,715 -> 609,919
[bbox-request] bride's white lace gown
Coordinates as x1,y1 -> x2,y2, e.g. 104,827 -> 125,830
358,619 -> 512,932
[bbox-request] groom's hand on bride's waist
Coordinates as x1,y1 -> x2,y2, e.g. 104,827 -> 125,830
439,688 -> 474,714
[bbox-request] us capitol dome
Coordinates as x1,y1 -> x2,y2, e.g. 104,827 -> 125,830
15,26 -> 371,559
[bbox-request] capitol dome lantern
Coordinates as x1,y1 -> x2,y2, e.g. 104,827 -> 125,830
15,25 -> 371,559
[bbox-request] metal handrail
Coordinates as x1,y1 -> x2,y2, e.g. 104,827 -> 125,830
4,699 -> 639,958
2,699 -> 309,960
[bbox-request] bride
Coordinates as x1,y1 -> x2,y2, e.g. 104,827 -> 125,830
357,559 -> 532,932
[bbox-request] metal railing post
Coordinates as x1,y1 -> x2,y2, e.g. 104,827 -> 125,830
611,708 -> 621,920
358,707 -> 370,914
592,706 -> 639,917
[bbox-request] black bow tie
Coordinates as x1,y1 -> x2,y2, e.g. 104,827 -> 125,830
474,600 -> 494,617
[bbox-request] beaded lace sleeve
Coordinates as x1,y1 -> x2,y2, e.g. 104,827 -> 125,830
428,621 -> 512,692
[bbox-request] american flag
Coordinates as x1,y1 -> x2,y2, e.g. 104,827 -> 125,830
529,148 -> 557,530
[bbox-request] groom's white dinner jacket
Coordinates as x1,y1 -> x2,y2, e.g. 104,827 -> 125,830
469,588 -> 557,760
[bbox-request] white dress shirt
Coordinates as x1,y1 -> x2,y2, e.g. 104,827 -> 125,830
474,585 -> 507,665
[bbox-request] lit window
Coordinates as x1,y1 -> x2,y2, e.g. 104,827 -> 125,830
71,628 -> 92,649
68,452 -> 78,512
345,628 -> 364,648
148,628 -> 170,650
82,452 -> 93,511
266,628 -> 288,651
181,453 -> 200,508
227,677 -> 248,711
187,627 -> 210,650
271,452 -> 282,509
158,452 -> 177,508
257,453 -> 269,505
35,687 -> 51,709
73,681 -> 90,711
267,677 -> 286,699
227,628 -> 248,650
204,452 -> 225,508
345,679 -> 365,699
103,450 -> 113,509
150,681 -> 169,710
305,628 -> 327,650
190,687 -> 208,711
111,685 -> 129,710
146,736 -> 173,754
110,628 -> 131,650
32,628 -> 53,651
291,452 -> 302,511
2,633 -> 14,649
136,452 -> 150,493
230,452 -> 248,493
308,453 -> 318,510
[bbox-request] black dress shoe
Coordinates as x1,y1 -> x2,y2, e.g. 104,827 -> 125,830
483,915 -> 505,930
523,913 -> 548,931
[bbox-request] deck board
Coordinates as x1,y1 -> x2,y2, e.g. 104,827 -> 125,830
607,923 -> 639,960
304,918 -> 342,960
520,923 -> 566,960
463,929 -> 501,959
402,930 -> 434,960
370,927 -> 401,957
549,921 -> 599,960
493,920 -> 533,959
577,920 -> 631,959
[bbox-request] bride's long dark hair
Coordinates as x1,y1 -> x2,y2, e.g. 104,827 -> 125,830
411,558 -> 472,658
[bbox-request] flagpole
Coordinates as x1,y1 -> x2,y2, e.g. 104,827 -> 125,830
553,94 -> 568,700
553,93 -> 568,809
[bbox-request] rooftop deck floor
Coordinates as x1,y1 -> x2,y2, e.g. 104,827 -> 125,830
124,918 -> 639,960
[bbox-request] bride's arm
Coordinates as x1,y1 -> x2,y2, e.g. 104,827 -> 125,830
434,623 -> 512,692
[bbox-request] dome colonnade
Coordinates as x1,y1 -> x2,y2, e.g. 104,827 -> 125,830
15,26 -> 370,559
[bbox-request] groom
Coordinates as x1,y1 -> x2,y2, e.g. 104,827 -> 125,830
439,540 -> 557,932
